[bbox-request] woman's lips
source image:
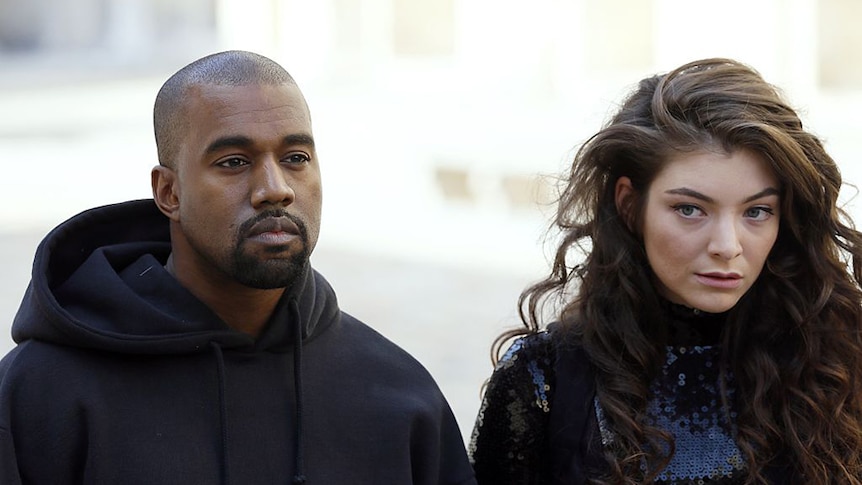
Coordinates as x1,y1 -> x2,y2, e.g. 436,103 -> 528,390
695,272 -> 743,289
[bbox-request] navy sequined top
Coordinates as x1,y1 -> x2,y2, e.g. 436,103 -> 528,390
469,303 -> 770,484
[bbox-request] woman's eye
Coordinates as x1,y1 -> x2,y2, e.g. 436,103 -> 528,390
673,204 -> 703,218
745,206 -> 774,221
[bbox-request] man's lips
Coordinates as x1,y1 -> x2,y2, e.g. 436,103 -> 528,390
246,217 -> 301,244
695,272 -> 743,289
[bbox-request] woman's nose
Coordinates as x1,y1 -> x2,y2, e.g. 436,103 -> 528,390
707,217 -> 743,260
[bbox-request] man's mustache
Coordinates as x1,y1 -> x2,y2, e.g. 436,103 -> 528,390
237,210 -> 308,243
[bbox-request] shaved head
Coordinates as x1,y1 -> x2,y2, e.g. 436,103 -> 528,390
153,50 -> 299,168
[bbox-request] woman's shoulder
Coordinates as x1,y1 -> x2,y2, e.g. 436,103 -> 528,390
497,330 -> 555,366
470,324 -> 590,483
492,325 -> 586,407
497,323 -> 585,368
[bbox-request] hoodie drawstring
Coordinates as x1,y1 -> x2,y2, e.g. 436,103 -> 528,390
290,300 -> 307,484
210,342 -> 232,485
208,301 -> 306,485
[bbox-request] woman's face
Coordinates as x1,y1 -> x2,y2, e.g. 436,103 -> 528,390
616,149 -> 781,313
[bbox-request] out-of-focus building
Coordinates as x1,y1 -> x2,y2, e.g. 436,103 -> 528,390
0,0 -> 216,78
1,0 -> 860,269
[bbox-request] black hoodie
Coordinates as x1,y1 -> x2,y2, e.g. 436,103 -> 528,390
0,200 -> 476,485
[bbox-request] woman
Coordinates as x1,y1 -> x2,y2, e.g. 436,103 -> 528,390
469,58 -> 862,484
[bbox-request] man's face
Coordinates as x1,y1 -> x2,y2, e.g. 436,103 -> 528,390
167,83 -> 322,290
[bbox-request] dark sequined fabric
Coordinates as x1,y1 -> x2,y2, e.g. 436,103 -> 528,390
594,345 -> 745,484
652,345 -> 744,483
469,332 -> 555,485
470,302 -> 751,484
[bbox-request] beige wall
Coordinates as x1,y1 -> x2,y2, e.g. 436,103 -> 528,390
1,0 -> 860,249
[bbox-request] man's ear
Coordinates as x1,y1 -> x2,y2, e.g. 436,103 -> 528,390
152,165 -> 180,222
614,176 -> 636,230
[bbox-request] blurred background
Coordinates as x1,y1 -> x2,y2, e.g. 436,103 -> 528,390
0,0 -> 860,441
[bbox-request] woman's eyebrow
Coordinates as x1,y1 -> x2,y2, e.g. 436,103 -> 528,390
664,187 -> 780,204
665,187 -> 712,203
743,187 -> 780,203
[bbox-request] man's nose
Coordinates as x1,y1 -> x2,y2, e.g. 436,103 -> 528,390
251,157 -> 295,208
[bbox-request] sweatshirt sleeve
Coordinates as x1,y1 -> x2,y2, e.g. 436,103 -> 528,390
467,334 -> 554,485
0,427 -> 22,485
0,344 -> 89,485
0,349 -> 23,485
433,401 -> 479,485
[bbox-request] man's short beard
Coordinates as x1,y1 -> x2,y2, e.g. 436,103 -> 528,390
227,211 -> 311,290
229,244 -> 309,289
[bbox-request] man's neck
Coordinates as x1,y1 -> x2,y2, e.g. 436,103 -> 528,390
164,255 -> 285,338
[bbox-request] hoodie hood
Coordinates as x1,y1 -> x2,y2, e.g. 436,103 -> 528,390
2,202 -> 477,485
11,199 -> 339,355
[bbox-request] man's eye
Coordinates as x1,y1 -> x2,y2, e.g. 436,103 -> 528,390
284,153 -> 310,165
217,157 -> 248,168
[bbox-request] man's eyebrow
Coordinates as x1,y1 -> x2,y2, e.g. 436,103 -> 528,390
204,134 -> 315,155
283,134 -> 315,149
665,187 -> 780,203
205,135 -> 253,155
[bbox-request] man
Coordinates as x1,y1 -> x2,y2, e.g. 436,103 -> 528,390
0,50 -> 476,485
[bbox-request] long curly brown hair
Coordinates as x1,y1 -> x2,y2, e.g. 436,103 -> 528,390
498,58 -> 862,484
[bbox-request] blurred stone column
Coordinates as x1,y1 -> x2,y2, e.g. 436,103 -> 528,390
214,0 -> 279,55
102,0 -> 154,60
0,0 -> 103,53
0,0 -> 43,51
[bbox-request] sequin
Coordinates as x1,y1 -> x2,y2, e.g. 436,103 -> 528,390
527,359 -> 550,412
470,304 -> 748,485
595,397 -> 614,446
469,332 -> 556,483
595,345 -> 745,484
